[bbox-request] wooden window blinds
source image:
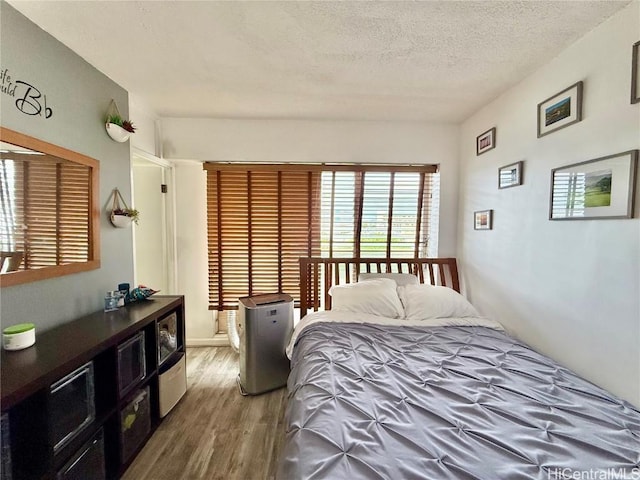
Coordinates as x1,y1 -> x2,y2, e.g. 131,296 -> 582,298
0,156 -> 91,270
204,164 -> 438,310
205,165 -> 322,310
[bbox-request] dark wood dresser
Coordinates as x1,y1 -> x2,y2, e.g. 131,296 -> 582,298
1,295 -> 186,479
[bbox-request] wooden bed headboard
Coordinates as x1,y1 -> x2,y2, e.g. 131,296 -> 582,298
299,257 -> 460,317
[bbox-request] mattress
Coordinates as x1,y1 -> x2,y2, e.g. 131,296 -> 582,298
278,317 -> 640,479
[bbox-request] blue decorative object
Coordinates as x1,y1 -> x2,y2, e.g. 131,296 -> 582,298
125,286 -> 158,304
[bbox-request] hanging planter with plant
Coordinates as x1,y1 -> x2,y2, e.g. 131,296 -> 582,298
110,188 -> 139,228
105,99 -> 136,143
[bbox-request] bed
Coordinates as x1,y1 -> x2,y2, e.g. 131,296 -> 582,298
277,257 -> 640,480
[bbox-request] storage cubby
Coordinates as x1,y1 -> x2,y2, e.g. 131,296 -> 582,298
159,312 -> 181,368
117,332 -> 146,398
50,362 -> 96,453
56,428 -> 106,480
119,387 -> 151,466
1,296 -> 186,480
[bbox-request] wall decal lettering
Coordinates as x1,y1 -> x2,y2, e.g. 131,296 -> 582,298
1,68 -> 54,119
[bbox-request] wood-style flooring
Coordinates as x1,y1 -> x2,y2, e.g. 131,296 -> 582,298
122,347 -> 287,480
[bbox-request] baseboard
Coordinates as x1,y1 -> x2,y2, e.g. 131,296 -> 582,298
186,333 -> 229,347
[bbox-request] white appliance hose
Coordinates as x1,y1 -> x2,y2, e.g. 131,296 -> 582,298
227,310 -> 240,353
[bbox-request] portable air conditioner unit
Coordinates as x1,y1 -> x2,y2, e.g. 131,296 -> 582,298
237,293 -> 293,395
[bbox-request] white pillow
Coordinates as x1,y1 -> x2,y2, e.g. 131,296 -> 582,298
357,272 -> 419,286
397,284 -> 479,320
329,278 -> 405,318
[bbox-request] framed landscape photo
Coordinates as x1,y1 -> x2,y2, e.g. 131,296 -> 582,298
476,127 -> 496,156
632,40 -> 640,104
474,210 -> 493,230
537,81 -> 583,138
549,150 -> 638,220
498,161 -> 523,189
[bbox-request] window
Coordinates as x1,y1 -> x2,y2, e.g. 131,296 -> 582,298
321,170 -> 439,258
205,165 -> 321,310
205,164 -> 439,310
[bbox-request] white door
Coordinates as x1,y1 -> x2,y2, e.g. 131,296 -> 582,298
132,153 -> 174,294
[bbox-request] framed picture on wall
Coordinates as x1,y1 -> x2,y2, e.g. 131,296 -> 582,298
474,210 -> 493,230
498,161 -> 523,189
632,40 -> 640,104
476,127 -> 496,156
549,150 -> 638,220
537,81 -> 583,138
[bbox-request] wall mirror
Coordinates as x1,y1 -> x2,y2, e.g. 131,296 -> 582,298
0,127 -> 100,287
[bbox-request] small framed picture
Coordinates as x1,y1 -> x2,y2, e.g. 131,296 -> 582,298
631,41 -> 640,104
549,150 -> 638,220
476,127 -> 496,156
498,161 -> 524,189
474,210 -> 493,230
537,81 -> 583,138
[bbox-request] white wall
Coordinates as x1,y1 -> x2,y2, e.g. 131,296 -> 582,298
458,2 -> 640,406
173,160 -> 216,343
163,119 -> 460,341
129,95 -> 159,157
163,118 -> 460,254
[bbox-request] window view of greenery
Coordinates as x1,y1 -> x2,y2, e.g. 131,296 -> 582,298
321,171 -> 438,258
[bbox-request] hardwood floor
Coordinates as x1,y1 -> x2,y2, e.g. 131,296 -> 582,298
122,347 -> 288,480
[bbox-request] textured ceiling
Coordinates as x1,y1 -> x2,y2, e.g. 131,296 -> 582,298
7,0 -> 631,122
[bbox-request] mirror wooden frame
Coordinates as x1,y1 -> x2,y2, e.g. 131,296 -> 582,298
0,127 -> 100,287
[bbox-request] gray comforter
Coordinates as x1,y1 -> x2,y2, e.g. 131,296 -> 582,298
278,322 -> 640,479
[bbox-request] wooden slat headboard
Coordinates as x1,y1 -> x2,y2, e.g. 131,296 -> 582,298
299,257 -> 460,317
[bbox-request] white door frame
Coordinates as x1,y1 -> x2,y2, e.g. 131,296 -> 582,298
130,147 -> 178,294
